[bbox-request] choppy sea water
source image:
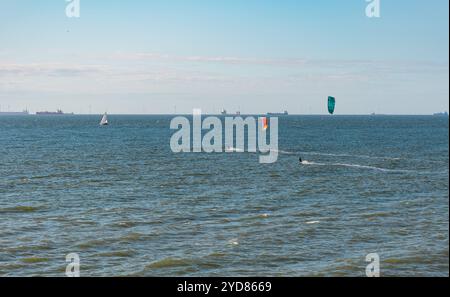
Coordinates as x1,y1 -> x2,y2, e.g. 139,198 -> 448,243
0,115 -> 448,277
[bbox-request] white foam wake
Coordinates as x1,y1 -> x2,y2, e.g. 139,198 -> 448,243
300,161 -> 414,173
295,150 -> 401,161
224,146 -> 245,152
281,149 -> 445,164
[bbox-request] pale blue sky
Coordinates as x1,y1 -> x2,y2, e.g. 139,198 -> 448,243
0,0 -> 448,114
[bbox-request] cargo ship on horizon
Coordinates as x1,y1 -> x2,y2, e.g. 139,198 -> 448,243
0,110 -> 29,116
36,109 -> 74,115
267,111 -> 289,116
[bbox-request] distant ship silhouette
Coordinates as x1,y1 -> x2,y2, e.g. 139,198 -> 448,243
36,109 -> 74,115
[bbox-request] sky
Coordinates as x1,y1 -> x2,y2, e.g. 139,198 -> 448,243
0,0 -> 448,114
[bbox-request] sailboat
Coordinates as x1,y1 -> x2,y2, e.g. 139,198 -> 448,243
100,113 -> 108,126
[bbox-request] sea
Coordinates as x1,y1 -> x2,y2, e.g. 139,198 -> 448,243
0,115 -> 448,276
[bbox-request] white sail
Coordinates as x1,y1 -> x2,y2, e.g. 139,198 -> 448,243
100,113 -> 108,125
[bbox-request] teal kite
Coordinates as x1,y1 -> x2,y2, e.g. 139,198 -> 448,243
328,96 -> 336,115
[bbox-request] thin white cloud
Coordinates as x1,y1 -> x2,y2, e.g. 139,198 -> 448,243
110,52 -> 308,66
0,63 -> 107,77
0,56 -> 447,97
108,52 -> 449,76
